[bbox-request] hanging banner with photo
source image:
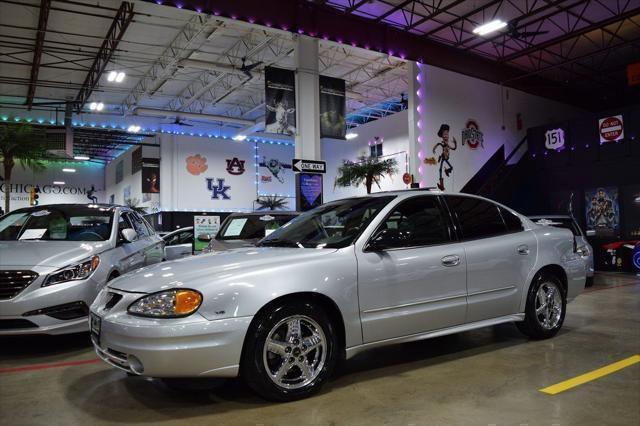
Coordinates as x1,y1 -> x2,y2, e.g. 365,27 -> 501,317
141,158 -> 160,200
319,75 -> 346,139
131,146 -> 142,174
264,67 -> 296,135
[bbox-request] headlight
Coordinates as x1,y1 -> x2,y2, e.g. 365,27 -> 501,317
127,289 -> 202,318
577,245 -> 590,257
43,256 -> 100,287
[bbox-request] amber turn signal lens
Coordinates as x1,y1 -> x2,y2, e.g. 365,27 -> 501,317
175,290 -> 202,315
91,255 -> 100,271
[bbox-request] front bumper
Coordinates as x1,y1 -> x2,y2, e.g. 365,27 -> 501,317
90,289 -> 252,378
0,269 -> 102,335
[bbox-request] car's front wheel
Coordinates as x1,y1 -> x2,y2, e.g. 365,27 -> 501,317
242,301 -> 338,401
517,272 -> 567,339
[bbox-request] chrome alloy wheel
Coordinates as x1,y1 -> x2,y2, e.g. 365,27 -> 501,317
535,281 -> 563,330
262,315 -> 327,390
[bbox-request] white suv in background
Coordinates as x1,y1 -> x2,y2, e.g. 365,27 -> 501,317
0,204 -> 164,335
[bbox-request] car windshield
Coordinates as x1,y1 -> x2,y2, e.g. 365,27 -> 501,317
533,217 -> 581,236
0,206 -> 114,241
216,214 -> 298,241
257,196 -> 395,249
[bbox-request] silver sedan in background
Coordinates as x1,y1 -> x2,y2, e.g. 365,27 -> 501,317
90,192 -> 585,401
0,204 -> 164,335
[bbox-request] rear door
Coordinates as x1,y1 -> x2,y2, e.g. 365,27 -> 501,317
444,196 -> 537,322
357,195 -> 467,343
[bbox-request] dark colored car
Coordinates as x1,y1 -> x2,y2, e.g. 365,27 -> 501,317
203,211 -> 299,253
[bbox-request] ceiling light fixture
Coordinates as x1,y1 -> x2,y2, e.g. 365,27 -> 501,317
127,125 -> 141,133
89,102 -> 104,111
62,168 -> 76,173
232,134 -> 247,141
53,181 -> 65,185
345,132 -> 358,140
107,71 -> 126,83
74,155 -> 90,161
472,19 -> 508,36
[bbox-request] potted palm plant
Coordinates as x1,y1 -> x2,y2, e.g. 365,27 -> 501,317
256,195 -> 289,211
0,123 -> 47,213
335,155 -> 398,194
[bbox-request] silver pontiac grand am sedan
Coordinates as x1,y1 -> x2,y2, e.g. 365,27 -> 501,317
0,204 -> 164,335
90,191 -> 586,401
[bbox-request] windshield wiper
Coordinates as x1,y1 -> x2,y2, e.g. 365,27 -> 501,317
258,238 -> 300,248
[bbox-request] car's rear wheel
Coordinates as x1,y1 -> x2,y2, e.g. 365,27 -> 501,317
517,272 -> 567,339
242,301 -> 338,401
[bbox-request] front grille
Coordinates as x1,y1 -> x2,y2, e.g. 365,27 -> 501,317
0,319 -> 38,330
23,301 -> 89,320
0,270 -> 38,300
104,293 -> 123,310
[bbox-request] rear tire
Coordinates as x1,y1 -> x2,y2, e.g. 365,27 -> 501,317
241,301 -> 338,402
516,272 -> 566,339
585,276 -> 594,287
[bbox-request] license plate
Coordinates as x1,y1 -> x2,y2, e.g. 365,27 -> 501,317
90,312 -> 101,345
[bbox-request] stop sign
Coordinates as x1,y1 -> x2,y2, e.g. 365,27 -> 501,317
599,115 -> 624,143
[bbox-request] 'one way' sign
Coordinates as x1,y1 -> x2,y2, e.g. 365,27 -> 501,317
292,158 -> 326,174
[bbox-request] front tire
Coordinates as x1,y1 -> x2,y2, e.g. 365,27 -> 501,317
241,301 -> 338,402
517,272 -> 567,339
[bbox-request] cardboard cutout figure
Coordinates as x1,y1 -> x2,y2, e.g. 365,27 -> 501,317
432,124 -> 457,190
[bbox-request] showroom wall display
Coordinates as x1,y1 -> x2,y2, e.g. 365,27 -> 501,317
413,64 -> 584,191
0,160 -> 105,210
159,134 -> 294,212
264,67 -> 296,136
585,187 -> 620,237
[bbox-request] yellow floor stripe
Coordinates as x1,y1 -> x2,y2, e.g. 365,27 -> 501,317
540,354 -> 640,395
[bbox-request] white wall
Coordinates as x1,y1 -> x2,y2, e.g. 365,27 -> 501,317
323,109 -> 411,201
1,160 -> 105,212
104,139 -> 160,208
159,134 -> 295,212
416,64 -> 585,191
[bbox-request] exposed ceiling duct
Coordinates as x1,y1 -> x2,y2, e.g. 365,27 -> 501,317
177,59 -> 248,77
134,107 -> 255,127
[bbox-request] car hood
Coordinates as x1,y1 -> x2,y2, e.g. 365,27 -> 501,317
109,246 -> 337,293
0,240 -> 110,268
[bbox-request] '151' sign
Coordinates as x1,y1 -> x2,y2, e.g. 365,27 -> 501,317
545,128 -> 565,150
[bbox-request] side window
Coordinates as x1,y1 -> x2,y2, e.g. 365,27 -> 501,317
128,212 -> 150,237
499,207 -> 524,233
377,196 -> 450,248
118,213 -> 134,242
446,196 -> 507,240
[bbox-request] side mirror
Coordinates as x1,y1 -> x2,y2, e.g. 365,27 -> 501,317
121,228 -> 138,243
366,228 -> 401,252
197,233 -> 212,242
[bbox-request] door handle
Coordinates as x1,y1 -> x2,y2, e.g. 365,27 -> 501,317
441,255 -> 460,267
517,245 -> 530,255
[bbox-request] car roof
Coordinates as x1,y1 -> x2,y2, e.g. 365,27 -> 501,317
529,215 -> 574,219
8,203 -> 123,214
227,211 -> 300,216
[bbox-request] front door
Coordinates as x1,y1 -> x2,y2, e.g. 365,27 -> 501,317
357,196 -> 467,343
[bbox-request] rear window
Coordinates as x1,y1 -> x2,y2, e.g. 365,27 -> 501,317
445,196 -> 507,240
217,215 -> 296,240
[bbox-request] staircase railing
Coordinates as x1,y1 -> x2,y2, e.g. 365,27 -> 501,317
474,135 -> 528,197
